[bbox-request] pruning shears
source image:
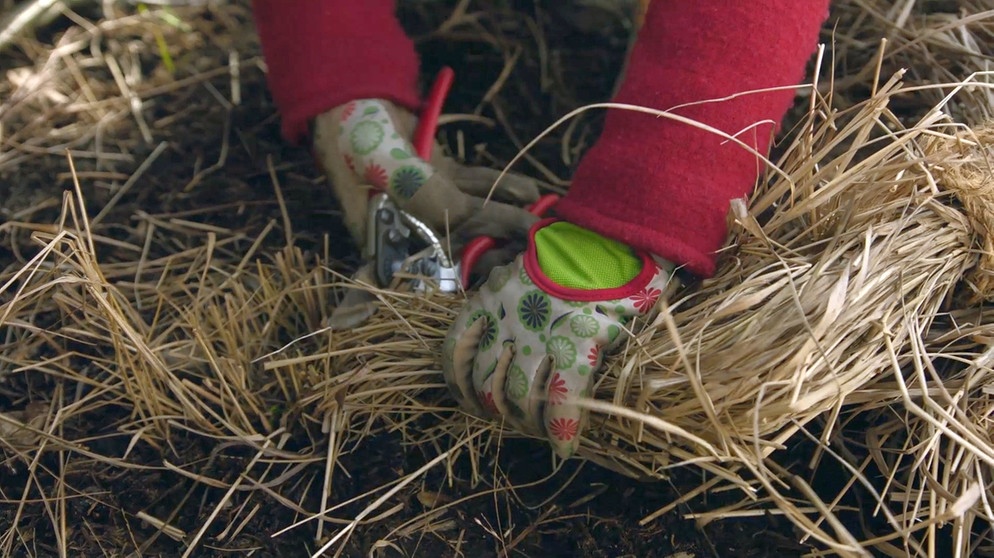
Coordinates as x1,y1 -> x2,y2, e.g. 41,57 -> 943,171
366,67 -> 559,293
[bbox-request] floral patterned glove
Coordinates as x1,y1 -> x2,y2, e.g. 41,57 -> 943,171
442,219 -> 677,457
311,99 -> 540,248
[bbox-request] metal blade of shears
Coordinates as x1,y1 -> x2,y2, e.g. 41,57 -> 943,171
329,68 -> 456,328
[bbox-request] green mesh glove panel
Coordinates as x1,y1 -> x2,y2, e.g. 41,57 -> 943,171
534,221 -> 642,290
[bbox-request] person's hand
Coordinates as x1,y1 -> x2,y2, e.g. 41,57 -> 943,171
311,99 -> 540,249
441,220 -> 677,457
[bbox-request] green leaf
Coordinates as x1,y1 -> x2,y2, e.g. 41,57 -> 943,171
390,148 -> 412,160
550,312 -> 571,331
362,106 -> 379,116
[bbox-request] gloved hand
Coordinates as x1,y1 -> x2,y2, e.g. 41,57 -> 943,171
441,220 -> 677,457
311,99 -> 541,249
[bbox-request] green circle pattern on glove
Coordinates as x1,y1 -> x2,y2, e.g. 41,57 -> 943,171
337,99 -> 434,200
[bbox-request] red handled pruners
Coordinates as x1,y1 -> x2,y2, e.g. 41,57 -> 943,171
366,68 -> 459,291
458,193 -> 559,287
368,67 -> 558,292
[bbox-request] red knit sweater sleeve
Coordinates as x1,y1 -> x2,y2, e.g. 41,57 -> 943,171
554,1 -> 829,277
251,0 -> 422,144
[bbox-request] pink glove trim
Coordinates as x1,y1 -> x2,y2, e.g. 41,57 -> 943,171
522,219 -> 659,302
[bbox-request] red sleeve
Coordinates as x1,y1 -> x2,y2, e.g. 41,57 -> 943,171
554,1 -> 829,277
251,0 -> 422,144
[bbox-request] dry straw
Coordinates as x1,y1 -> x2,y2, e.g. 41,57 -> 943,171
1,1 -> 994,557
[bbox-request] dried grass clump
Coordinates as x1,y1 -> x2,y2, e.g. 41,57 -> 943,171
828,0 -> 994,122
935,126 -> 994,300
316,73 -> 994,556
582,93 -> 976,473
3,1 -> 994,557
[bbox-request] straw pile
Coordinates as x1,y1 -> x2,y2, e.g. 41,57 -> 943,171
1,1 -> 993,556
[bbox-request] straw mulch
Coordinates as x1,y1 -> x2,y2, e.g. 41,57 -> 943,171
1,1 -> 994,557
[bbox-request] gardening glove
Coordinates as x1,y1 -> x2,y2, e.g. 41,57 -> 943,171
441,220 -> 677,457
311,99 -> 541,249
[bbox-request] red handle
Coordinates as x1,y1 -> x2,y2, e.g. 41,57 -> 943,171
460,193 -> 560,287
412,67 -> 454,160
412,67 -> 557,288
